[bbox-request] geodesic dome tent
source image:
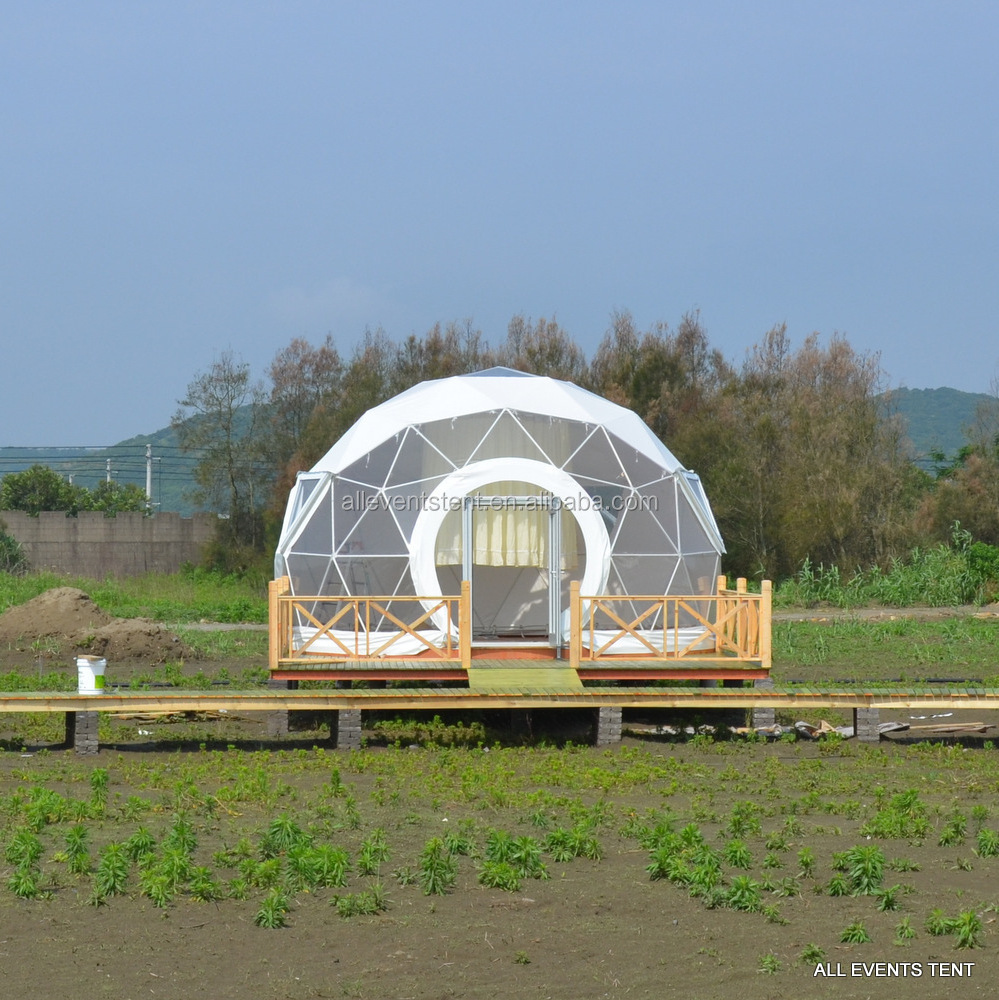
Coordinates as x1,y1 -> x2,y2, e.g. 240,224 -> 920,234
274,367 -> 724,648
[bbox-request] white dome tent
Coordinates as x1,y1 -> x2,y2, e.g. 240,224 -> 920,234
274,367 -> 725,657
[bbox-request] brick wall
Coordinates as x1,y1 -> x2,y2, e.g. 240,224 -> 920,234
1,510 -> 217,577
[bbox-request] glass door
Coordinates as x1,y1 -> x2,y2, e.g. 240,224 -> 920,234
461,492 -> 562,648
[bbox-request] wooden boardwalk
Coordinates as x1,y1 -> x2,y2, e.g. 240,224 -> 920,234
4,684 -> 999,714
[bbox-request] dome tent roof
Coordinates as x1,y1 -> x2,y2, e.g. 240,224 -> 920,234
311,366 -> 689,478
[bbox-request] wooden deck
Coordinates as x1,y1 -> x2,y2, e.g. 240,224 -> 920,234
267,576 -> 773,680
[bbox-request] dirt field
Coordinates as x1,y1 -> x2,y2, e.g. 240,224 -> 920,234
1,591 -> 998,1000
2,736 -> 997,1000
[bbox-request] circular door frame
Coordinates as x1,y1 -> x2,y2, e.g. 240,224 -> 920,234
409,458 -> 611,636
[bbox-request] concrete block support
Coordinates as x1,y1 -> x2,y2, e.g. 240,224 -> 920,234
66,711 -> 99,755
266,678 -> 297,737
854,706 -> 882,744
752,676 -> 776,730
595,706 -> 623,746
332,709 -> 362,751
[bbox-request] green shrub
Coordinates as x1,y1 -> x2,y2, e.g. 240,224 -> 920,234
0,524 -> 27,575
418,838 -> 457,896
478,860 -> 521,892
254,887 -> 290,928
841,921 -> 872,944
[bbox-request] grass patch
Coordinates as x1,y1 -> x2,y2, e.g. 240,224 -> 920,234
0,568 -> 267,623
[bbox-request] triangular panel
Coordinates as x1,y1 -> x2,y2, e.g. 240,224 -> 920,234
611,505 -> 679,555
514,413 -> 593,467
337,502 -> 407,557
468,410 -> 551,464
286,553 -> 339,596
337,556 -> 410,598
289,488 -> 333,557
416,412 -> 503,469
607,431 -> 670,488
338,434 -> 405,488
332,482 -> 379,551
384,428 -> 456,488
562,427 -> 629,485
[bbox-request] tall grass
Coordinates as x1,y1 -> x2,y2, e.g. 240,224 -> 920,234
776,530 -> 999,608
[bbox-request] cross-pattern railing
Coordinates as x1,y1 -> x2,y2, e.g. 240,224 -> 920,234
269,577 -> 471,669
269,575 -> 771,675
568,576 -> 771,670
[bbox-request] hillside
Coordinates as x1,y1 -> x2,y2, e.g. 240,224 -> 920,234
890,386 -> 995,461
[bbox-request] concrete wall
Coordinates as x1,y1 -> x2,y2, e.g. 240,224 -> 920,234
1,510 -> 217,578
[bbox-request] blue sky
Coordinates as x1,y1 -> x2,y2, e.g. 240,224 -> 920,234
2,1 -> 996,445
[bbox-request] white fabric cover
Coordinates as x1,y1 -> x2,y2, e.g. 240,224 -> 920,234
274,367 -> 725,643
292,626 -> 452,658
313,367 -> 687,476
582,628 -> 715,655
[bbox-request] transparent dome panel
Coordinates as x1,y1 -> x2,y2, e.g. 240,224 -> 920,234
678,502 -> 715,554
467,411 -> 551,465
610,503 -> 679,556
678,553 -> 721,595
609,554 -> 682,598
607,432 -> 671,489
289,488 -> 333,558
512,413 -> 594,467
384,478 -> 448,542
335,502 -> 407,558
338,434 -> 405,488
416,412 -> 503,469
561,426 -> 628,485
336,556 -> 410,598
286,553 -> 340,596
384,428 -> 456,488
628,479 -> 681,551
332,482 -> 379,551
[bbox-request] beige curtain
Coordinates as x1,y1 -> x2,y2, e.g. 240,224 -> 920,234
435,482 -> 579,569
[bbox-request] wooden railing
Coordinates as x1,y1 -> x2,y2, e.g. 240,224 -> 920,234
568,576 -> 771,671
269,577 -> 471,670
269,575 -> 771,677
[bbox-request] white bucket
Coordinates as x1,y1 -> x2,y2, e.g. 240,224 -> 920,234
77,656 -> 107,694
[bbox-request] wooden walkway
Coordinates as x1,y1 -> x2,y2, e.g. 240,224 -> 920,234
4,684 -> 999,714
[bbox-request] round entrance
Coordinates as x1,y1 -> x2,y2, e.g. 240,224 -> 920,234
409,459 -> 611,640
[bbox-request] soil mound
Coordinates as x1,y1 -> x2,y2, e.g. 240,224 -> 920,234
0,587 -> 193,663
0,587 -> 112,638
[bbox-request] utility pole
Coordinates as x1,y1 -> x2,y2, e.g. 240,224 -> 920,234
146,444 -> 153,509
106,459 -> 112,483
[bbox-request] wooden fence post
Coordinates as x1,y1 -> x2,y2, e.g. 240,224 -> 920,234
569,580 -> 580,671
268,578 -> 280,672
760,579 -> 772,672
